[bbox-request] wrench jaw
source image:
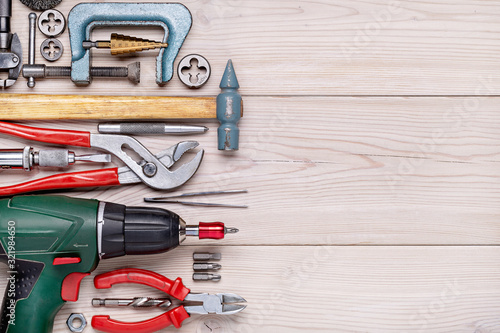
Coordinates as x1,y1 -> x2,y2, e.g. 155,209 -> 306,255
0,33 -> 22,88
116,141 -> 204,189
166,148 -> 204,189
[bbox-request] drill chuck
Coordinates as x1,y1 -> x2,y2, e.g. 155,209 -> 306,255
97,202 -> 238,259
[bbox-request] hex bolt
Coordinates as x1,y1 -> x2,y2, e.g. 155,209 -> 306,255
27,13 -> 37,88
23,62 -> 140,84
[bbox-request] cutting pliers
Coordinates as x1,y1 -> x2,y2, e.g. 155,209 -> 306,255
92,268 -> 247,333
0,121 -> 204,196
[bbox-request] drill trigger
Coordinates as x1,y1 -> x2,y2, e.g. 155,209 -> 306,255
61,272 -> 90,302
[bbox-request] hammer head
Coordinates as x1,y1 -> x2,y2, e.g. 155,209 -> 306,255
217,60 -> 243,151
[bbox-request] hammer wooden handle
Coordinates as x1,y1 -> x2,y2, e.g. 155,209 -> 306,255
0,94 -> 217,120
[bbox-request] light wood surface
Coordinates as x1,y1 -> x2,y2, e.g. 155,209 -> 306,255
0,1 -> 499,332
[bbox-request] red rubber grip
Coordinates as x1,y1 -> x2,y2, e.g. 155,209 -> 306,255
198,222 -> 226,239
92,307 -> 190,333
0,168 -> 121,196
94,268 -> 190,301
0,121 -> 91,147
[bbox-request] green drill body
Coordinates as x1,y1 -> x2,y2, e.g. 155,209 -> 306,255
0,195 -> 194,333
0,196 -> 99,333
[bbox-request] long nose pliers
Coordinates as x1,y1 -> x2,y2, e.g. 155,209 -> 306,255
0,121 -> 204,196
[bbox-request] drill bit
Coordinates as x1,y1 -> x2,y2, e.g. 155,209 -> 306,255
83,33 -> 169,55
193,273 -> 221,282
92,297 -> 172,308
193,263 -> 222,271
193,252 -> 222,261
225,227 -> 239,234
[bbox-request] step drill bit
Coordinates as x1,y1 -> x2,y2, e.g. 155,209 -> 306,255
83,33 -> 169,55
92,297 -> 171,308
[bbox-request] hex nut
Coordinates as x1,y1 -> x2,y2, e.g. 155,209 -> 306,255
67,313 -> 86,333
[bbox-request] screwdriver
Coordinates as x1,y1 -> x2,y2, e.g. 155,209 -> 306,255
0,146 -> 110,171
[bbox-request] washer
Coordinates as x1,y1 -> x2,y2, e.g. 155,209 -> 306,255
40,38 -> 64,62
67,313 -> 86,333
38,9 -> 66,37
177,54 -> 211,89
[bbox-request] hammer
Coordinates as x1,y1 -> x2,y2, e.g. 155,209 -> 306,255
0,60 -> 242,151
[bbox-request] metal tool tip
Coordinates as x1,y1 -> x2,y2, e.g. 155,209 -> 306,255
92,299 -> 104,307
225,227 -> 239,234
203,126 -> 209,132
219,59 -> 239,89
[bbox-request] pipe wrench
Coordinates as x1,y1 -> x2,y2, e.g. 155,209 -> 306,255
0,0 -> 22,88
0,122 -> 204,195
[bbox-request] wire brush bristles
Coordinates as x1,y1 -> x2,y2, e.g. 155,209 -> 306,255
19,0 -> 62,11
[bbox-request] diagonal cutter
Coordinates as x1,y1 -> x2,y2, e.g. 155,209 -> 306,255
0,121 -> 204,195
91,268 -> 246,333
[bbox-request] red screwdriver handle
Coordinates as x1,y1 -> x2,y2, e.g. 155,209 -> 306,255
0,168 -> 121,196
0,121 -> 92,147
94,268 -> 191,301
92,307 -> 190,333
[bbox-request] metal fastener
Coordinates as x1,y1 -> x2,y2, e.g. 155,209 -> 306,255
178,54 -> 211,88
40,38 -> 63,62
38,9 -> 66,37
67,313 -> 86,333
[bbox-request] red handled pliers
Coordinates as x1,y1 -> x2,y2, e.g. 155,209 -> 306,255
91,268 -> 247,333
0,121 -> 204,196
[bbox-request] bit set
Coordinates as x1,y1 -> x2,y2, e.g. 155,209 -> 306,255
193,252 -> 223,282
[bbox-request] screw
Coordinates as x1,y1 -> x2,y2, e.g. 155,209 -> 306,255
142,162 -> 157,177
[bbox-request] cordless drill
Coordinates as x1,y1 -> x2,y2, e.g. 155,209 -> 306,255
0,195 -> 237,333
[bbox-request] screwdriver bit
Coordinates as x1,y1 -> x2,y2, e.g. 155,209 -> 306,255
193,273 -> 221,282
193,263 -> 222,272
193,252 -> 222,261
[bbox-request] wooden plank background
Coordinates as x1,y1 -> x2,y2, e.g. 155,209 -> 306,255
1,0 -> 500,332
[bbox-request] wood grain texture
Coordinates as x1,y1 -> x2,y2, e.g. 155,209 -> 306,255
0,97 -> 496,245
0,0 -> 499,332
0,94 -> 217,119
5,0 -> 500,96
1,246 -> 499,333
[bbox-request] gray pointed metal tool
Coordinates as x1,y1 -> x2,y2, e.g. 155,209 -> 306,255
144,189 -> 248,208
